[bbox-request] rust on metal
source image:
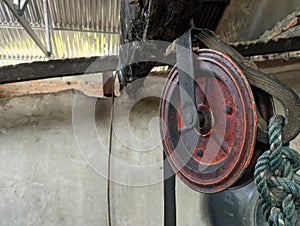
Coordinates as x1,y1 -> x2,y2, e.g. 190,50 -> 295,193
160,49 -> 259,193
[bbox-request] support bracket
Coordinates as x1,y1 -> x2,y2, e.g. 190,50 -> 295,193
176,29 -> 198,132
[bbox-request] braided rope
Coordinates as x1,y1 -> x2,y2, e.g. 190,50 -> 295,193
254,115 -> 300,226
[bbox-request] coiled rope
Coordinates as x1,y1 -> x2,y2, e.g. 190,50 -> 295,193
255,115 -> 300,226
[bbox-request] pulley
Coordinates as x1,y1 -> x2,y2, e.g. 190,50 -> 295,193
160,48 -> 274,193
160,28 -> 300,194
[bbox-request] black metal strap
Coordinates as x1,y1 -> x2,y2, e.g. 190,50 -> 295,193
164,152 -> 176,226
176,29 -> 199,132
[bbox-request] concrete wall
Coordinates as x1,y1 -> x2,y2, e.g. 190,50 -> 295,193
216,0 -> 300,41
0,75 -> 208,226
0,69 -> 299,225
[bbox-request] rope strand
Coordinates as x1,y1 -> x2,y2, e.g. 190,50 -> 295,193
255,115 -> 300,226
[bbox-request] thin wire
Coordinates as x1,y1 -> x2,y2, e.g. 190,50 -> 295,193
107,73 -> 116,226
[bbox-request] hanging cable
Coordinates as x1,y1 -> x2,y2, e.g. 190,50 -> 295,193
107,73 -> 117,226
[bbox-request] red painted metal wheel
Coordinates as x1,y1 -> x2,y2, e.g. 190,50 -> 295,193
160,49 -> 259,193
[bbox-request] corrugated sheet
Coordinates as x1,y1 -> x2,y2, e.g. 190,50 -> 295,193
0,0 -> 120,33
0,27 -> 119,58
0,0 -> 120,65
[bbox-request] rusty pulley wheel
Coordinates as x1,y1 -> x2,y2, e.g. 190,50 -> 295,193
160,49 -> 267,193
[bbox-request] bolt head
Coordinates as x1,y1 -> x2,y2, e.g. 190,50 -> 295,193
185,113 -> 193,125
224,106 -> 232,114
196,149 -> 203,157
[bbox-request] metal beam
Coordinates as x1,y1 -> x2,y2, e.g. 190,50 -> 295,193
232,36 -> 300,57
1,35 -> 300,84
0,56 -> 119,84
0,23 -> 119,34
3,0 -> 49,56
43,0 -> 51,56
1,54 -> 300,85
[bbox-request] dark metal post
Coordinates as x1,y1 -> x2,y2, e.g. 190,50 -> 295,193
164,152 -> 176,226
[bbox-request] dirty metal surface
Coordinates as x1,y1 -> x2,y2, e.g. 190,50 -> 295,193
119,0 -> 230,87
0,56 -> 119,84
160,49 -> 258,193
231,86 -> 274,189
232,36 -> 300,57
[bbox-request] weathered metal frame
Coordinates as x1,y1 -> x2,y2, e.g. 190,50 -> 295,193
0,56 -> 119,84
3,0 -> 51,56
232,36 -> 300,57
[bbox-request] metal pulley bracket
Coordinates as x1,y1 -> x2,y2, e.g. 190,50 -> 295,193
160,28 -> 275,193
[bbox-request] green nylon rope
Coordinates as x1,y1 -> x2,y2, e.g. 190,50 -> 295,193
254,115 -> 300,226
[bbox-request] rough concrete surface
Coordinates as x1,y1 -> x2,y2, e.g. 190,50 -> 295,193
0,76 -> 167,226
0,92 -> 107,226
